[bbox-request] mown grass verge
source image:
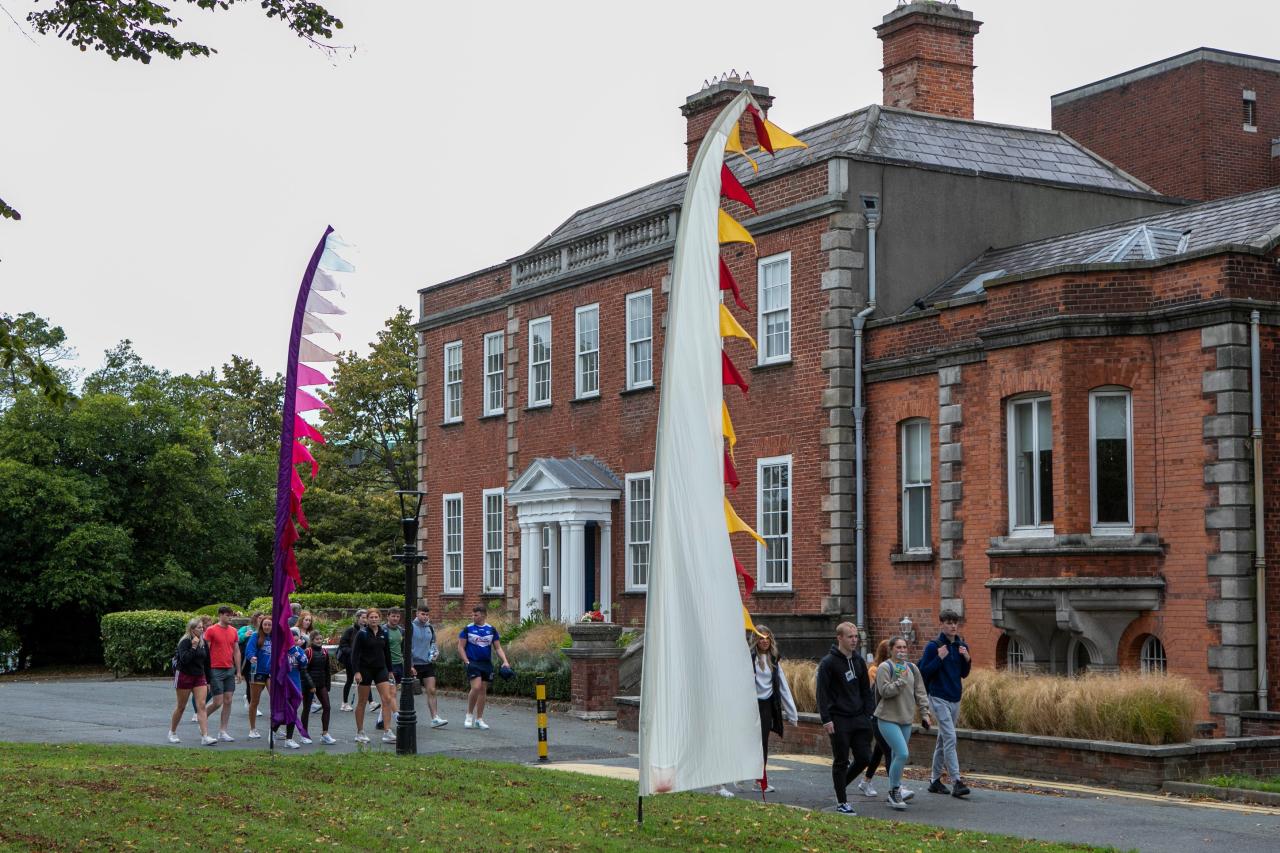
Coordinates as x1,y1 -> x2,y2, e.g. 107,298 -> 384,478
1202,773 -> 1280,794
0,742 -> 1105,852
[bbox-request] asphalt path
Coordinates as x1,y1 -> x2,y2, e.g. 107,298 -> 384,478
2,677 -> 1278,852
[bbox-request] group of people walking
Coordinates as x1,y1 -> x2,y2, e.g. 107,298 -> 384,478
166,602 -> 498,747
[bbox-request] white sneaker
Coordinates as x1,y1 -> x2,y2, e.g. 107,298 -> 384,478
901,787 -> 915,801
354,732 -> 370,743
463,714 -> 474,729
218,731 -> 235,742
299,736 -> 313,744
716,786 -> 734,798
758,782 -> 776,793
381,732 -> 397,743
200,735 -> 217,746
310,702 -> 322,712
190,713 -> 200,723
431,716 -> 448,728
321,733 -> 337,745
248,729 -> 261,739
340,703 -> 353,712
475,718 -> 489,730
857,777 -> 878,797
283,739 -> 301,750
167,731 -> 180,743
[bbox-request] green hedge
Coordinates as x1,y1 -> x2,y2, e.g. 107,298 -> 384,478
101,611 -> 192,677
194,603 -> 245,618
432,660 -> 569,701
245,593 -> 403,613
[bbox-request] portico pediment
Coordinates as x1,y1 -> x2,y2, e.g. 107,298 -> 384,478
507,456 -> 623,505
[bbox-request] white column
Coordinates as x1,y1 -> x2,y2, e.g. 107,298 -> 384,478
599,520 -> 612,622
548,521 -> 561,621
518,523 -> 538,620
566,521 -> 586,620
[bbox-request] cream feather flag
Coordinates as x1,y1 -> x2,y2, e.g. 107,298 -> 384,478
639,90 -> 763,797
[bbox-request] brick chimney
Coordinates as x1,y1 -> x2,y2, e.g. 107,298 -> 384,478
681,72 -> 774,170
875,1 -> 982,119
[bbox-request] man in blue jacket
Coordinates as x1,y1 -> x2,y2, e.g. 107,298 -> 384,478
916,609 -> 972,798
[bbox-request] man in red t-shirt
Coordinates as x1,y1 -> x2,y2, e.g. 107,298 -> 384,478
204,606 -> 243,741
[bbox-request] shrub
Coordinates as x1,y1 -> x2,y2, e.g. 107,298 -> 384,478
780,659 -> 818,714
194,603 -> 245,618
245,592 -> 402,613
101,611 -> 192,677
432,660 -> 569,701
505,623 -> 570,671
959,669 -> 1196,745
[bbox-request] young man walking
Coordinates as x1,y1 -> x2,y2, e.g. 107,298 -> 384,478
410,604 -> 447,728
203,606 -> 242,742
917,609 -> 972,798
458,604 -> 510,731
816,621 -> 876,815
377,608 -> 406,731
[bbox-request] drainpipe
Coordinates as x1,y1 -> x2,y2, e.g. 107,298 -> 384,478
1251,310 -> 1268,711
853,195 -> 879,639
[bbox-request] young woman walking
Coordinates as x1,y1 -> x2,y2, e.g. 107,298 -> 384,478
243,619 -> 272,739
874,636 -> 933,811
239,612 -> 263,708
168,618 -> 217,746
268,626 -> 309,749
748,626 -> 798,794
337,609 -> 367,712
859,639 -> 914,800
301,629 -> 336,744
350,607 -> 398,744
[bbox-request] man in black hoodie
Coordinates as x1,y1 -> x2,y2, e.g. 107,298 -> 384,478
816,621 -> 875,815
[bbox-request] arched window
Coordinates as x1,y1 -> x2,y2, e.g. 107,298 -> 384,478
1140,636 -> 1167,674
1005,637 -> 1025,673
1067,638 -> 1091,676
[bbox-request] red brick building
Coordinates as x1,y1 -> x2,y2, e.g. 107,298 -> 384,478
416,2 -> 1279,732
1053,48 -> 1280,202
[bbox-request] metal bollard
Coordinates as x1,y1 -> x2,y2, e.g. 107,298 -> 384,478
536,676 -> 549,762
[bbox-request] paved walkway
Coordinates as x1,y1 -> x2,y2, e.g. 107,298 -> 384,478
2,677 -> 1278,852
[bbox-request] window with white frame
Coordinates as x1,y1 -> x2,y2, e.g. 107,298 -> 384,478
901,419 -> 931,553
540,525 -> 551,591
575,304 -> 600,398
625,472 -> 652,590
483,332 -> 504,416
758,253 -> 791,363
443,342 -> 462,423
626,291 -> 653,389
528,317 -> 551,406
1008,396 -> 1054,534
482,488 -> 504,593
757,456 -> 792,589
1140,636 -> 1167,674
1090,389 -> 1133,534
442,494 -> 463,593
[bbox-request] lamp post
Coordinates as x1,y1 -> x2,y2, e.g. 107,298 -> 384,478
394,489 -> 427,756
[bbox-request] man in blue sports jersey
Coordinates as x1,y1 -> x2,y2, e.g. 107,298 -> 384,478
458,604 -> 511,730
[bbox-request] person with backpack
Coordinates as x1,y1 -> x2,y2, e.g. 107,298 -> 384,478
875,635 -> 934,811
815,621 -> 875,815
410,604 -> 447,728
857,639 -> 913,801
301,629 -> 337,745
337,609 -> 367,712
168,618 -> 217,746
917,609 -> 973,798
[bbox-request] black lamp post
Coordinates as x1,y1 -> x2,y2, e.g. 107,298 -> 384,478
393,489 -> 427,756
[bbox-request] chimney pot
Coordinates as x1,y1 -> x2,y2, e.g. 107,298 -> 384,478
681,76 -> 774,170
876,1 -> 982,119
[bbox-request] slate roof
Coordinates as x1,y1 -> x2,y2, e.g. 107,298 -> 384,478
528,456 -> 623,492
533,106 -> 1155,250
923,186 -> 1280,306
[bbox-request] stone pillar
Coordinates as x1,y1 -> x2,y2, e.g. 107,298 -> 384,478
599,520 -> 612,622
938,364 -> 965,617
518,523 -> 538,619
548,522 -> 561,621
565,521 -> 586,620
565,622 -> 624,720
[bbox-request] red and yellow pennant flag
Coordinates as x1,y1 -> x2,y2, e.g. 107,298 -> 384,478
725,123 -> 758,172
721,350 -> 749,393
720,163 -> 756,212
719,257 -> 748,310
717,209 -> 755,249
724,496 -> 766,547
719,303 -> 756,349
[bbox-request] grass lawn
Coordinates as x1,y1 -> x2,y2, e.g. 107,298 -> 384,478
1203,773 -> 1280,794
0,742 -> 1107,852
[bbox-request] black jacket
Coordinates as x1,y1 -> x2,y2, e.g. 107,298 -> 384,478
815,643 -> 874,727
337,625 -> 356,666
175,636 -> 213,682
350,626 -> 392,674
306,644 -> 331,691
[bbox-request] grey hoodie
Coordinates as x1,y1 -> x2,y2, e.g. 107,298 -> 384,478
410,618 -> 438,665
874,659 -> 932,725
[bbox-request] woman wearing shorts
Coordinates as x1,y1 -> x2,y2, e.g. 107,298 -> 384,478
337,609 -> 367,712
243,620 -> 272,739
301,629 -> 336,744
239,612 -> 262,707
350,607 -> 396,744
168,617 -> 217,746
269,626 -> 309,749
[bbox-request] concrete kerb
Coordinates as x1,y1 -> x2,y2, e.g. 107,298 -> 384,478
1162,780 -> 1280,807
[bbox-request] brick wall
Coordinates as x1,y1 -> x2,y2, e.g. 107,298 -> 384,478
876,4 -> 981,120
1052,57 -> 1280,201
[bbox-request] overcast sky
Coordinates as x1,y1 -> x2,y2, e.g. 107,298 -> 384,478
4,0 -> 1279,380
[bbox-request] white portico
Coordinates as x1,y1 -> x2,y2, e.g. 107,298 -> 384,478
506,457 -> 622,622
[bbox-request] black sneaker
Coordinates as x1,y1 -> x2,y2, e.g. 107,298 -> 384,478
835,802 -> 856,815
886,788 -> 907,810
927,778 -> 951,795
951,781 -> 971,798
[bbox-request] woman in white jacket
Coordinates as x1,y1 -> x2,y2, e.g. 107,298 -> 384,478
748,625 -> 798,794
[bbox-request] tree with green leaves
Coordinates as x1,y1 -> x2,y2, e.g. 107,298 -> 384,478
0,313 -> 74,410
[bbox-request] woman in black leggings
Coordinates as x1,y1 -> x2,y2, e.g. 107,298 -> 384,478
301,630 -> 336,744
338,609 -> 367,711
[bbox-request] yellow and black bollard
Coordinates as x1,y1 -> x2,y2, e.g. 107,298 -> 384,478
535,676 -> 549,762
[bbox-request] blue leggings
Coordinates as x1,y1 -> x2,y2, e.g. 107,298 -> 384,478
876,719 -> 914,790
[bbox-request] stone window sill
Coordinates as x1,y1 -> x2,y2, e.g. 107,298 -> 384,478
479,411 -> 505,421
621,589 -> 648,596
439,420 -> 463,429
571,394 -> 601,406
752,588 -> 794,596
524,403 -> 553,412
987,533 -> 1163,558
890,551 -> 934,564
751,359 -> 792,373
620,385 -> 655,397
